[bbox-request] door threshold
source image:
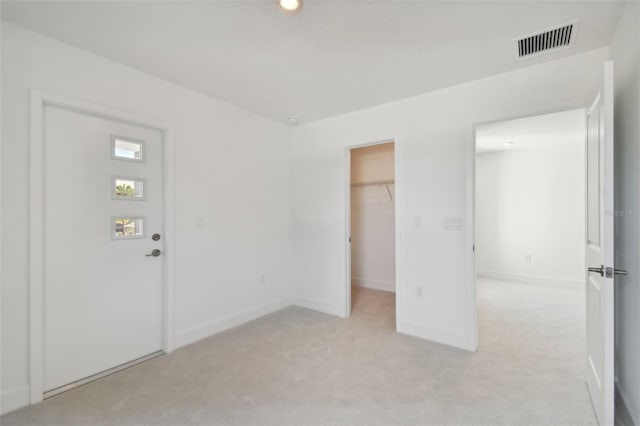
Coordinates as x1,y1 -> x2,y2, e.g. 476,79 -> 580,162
43,350 -> 165,399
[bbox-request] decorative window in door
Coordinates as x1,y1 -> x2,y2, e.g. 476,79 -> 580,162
112,217 -> 145,239
111,136 -> 145,162
112,176 -> 146,200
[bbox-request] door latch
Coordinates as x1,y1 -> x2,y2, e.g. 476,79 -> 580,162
605,266 -> 627,278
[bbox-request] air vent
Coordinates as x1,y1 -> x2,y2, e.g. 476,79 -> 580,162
515,21 -> 579,60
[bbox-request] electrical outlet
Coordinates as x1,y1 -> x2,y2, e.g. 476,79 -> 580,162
525,254 -> 532,262
195,216 -> 205,230
416,287 -> 424,299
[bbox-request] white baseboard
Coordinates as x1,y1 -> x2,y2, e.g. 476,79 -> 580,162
397,320 -> 474,352
174,297 -> 293,348
1,385 -> 30,415
352,277 -> 395,293
477,270 -> 582,287
293,297 -> 345,318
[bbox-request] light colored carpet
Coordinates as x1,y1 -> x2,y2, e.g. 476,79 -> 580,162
1,279 -> 595,426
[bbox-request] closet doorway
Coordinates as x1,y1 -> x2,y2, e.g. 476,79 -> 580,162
347,141 -> 396,328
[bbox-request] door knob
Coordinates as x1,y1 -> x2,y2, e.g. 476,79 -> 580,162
145,249 -> 162,257
588,265 -> 604,277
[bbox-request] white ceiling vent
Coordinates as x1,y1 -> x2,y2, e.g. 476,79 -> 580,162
515,21 -> 579,60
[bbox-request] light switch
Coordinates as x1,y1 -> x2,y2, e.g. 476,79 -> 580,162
443,216 -> 464,231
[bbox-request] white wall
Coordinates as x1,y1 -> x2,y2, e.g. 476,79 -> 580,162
610,2 -> 640,424
1,22 -> 294,413
291,48 -> 607,351
475,117 -> 585,286
350,143 -> 395,293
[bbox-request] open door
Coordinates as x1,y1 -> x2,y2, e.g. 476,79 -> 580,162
585,60 -> 618,426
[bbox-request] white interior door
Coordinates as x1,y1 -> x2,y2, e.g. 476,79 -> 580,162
43,104 -> 163,392
585,61 -> 615,426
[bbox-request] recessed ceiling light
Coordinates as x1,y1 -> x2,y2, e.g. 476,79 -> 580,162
504,141 -> 514,147
279,0 -> 301,11
288,116 -> 299,126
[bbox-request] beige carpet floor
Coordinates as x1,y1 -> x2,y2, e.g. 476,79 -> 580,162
1,279 -> 595,426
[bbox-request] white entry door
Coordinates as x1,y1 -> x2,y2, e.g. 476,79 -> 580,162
585,61 -> 616,426
43,104 -> 164,392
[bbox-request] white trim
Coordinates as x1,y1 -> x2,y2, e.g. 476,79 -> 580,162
468,106 -> 590,355
29,91 -> 45,405
1,386 -> 30,416
352,278 -> 395,293
28,90 -> 176,406
345,139 -> 402,326
393,140 -> 405,326
293,297 -> 345,318
477,271 -> 583,288
397,320 -> 471,351
345,147 -> 352,318
175,298 -> 293,348
162,126 -> 176,353
601,60 -> 616,426
465,127 -> 478,351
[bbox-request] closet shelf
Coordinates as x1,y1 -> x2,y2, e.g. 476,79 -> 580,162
351,180 -> 395,202
350,180 -> 394,187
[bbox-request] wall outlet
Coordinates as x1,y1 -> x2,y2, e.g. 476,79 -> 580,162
525,253 -> 532,262
195,216 -> 205,230
416,287 -> 424,299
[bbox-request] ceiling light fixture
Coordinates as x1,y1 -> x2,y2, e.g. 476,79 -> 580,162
288,116 -> 299,126
504,141 -> 514,147
279,0 -> 301,11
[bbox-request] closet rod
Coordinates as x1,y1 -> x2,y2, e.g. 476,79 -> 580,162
351,180 -> 394,202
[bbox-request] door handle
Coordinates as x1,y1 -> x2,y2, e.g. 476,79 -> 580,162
588,265 -> 604,277
145,249 -> 162,257
588,265 -> 628,278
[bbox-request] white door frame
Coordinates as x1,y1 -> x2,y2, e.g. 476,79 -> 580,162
467,106 -> 589,352
345,139 -> 403,325
29,90 -> 176,404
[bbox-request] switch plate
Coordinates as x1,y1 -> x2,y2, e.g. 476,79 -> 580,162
443,216 -> 464,231
414,216 -> 422,229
